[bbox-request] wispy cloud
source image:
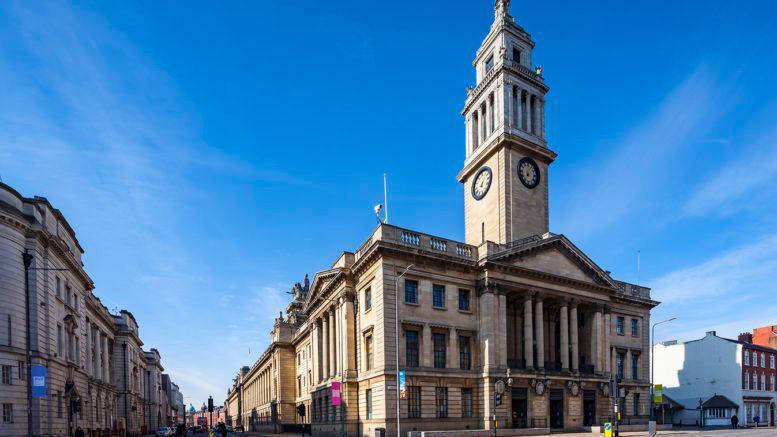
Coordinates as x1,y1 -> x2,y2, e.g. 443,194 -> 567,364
557,66 -> 727,238
650,234 -> 777,342
683,124 -> 777,217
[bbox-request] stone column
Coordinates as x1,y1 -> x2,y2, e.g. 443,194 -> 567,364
422,324 -> 433,368
532,95 -> 540,135
95,329 -> 101,380
625,349 -> 632,380
604,310 -> 612,375
535,296 -> 544,370
526,94 -> 533,135
449,328 -> 458,369
540,99 -> 546,139
570,303 -> 579,371
102,334 -> 109,382
523,296 -> 534,369
516,89 -> 524,131
560,303 -> 569,371
498,292 -> 508,367
594,308 -> 603,373
343,297 -> 356,372
85,322 -> 92,376
322,315 -> 330,380
329,307 -> 337,377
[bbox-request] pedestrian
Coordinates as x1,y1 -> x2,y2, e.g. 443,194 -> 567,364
218,421 -> 228,437
74,427 -> 85,437
731,414 -> 739,429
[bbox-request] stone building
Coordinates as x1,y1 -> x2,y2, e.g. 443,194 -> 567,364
224,2 -> 658,435
144,348 -> 166,430
0,181 -> 183,436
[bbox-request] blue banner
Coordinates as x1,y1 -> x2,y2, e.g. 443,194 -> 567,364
31,365 -> 46,398
398,370 -> 406,399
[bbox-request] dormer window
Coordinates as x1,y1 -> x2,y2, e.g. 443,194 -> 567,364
512,47 -> 521,64
485,55 -> 494,73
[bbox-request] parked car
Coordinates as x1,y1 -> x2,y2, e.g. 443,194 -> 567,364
155,427 -> 173,436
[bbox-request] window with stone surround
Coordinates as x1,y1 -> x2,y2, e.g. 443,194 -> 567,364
436,387 -> 448,418
512,47 -> 521,64
771,355 -> 775,369
761,353 -> 766,368
459,336 -> 471,370
2,403 -> 12,424
56,276 -> 61,298
408,386 -> 421,418
462,388 -> 473,418
433,284 -> 445,308
633,393 -> 640,416
364,287 -> 372,311
366,389 -> 373,419
365,334 -> 374,370
404,280 -> 418,304
485,55 -> 494,73
1,366 -> 10,385
631,354 -> 639,380
17,361 -> 23,381
616,352 -> 624,379
631,319 -> 639,337
616,317 -> 624,335
405,330 -> 419,367
57,325 -> 63,357
458,289 -> 471,311
745,350 -> 750,365
433,333 -> 447,368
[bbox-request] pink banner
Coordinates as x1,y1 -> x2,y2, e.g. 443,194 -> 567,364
331,381 -> 341,406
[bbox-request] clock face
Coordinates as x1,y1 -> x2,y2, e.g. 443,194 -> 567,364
518,157 -> 540,189
471,167 -> 492,200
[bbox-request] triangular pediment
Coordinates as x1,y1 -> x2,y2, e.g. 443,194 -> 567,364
489,235 -> 616,288
303,268 -> 343,309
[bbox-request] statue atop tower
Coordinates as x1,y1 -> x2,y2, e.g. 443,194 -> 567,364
495,0 -> 511,20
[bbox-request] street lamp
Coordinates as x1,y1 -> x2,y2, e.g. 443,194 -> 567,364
650,317 -> 676,425
394,264 -> 413,437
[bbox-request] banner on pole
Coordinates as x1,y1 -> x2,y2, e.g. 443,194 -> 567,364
331,381 -> 341,406
653,384 -> 663,404
31,365 -> 46,399
398,370 -> 406,399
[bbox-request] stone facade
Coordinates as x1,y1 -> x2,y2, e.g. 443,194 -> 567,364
0,181 -> 182,436
223,2 -> 658,436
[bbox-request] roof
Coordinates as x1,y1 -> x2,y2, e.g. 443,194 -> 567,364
658,394 -> 684,410
702,395 -> 739,409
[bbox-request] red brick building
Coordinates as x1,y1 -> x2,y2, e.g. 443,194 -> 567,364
753,325 -> 777,350
738,332 -> 777,425
188,406 -> 227,428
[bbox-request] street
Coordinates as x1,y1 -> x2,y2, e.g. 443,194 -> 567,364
182,429 -> 777,437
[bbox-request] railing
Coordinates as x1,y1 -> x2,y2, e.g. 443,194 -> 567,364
507,61 -> 544,82
456,244 -> 472,257
507,358 -> 526,370
430,237 -> 447,251
401,231 -> 420,246
354,236 -> 373,260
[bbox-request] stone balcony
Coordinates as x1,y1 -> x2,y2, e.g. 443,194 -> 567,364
354,224 -> 478,263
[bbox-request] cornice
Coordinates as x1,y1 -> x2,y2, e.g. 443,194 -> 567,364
457,133 -> 556,182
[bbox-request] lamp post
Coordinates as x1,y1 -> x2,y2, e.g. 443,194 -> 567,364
394,264 -> 413,437
650,317 -> 676,424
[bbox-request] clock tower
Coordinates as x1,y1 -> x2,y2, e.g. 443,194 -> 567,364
458,0 -> 556,246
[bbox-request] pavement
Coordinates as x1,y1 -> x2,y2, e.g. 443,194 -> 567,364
223,429 -> 777,437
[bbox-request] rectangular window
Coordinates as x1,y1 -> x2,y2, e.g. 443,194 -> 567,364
366,389 -> 373,419
761,373 -> 766,391
404,280 -> 418,304
407,386 -> 421,418
631,319 -> 639,337
462,388 -> 473,418
459,336 -> 471,370
1,366 -> 10,385
616,353 -> 624,379
17,361 -> 23,380
761,353 -> 766,368
365,335 -> 374,370
364,287 -> 372,311
745,350 -> 750,365
435,387 -> 448,418
405,330 -> 419,367
745,372 -> 750,390
2,403 -> 12,424
631,354 -> 639,380
57,391 -> 62,418
458,289 -> 470,311
512,47 -> 521,63
616,317 -> 624,335
433,333 -> 446,368
66,285 -> 72,306
56,276 -> 61,298
771,355 -> 775,369
633,393 -> 640,416
432,284 -> 445,308
485,55 -> 494,73
57,325 -> 63,357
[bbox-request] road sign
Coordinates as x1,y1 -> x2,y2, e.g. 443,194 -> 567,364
604,422 -> 612,437
398,370 -> 406,399
31,365 -> 46,399
653,384 -> 663,404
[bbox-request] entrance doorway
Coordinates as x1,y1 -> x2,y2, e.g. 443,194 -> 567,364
583,390 -> 596,427
550,389 -> 564,429
770,403 -> 775,426
511,387 -> 527,428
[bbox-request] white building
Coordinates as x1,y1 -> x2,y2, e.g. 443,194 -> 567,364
654,331 -> 777,427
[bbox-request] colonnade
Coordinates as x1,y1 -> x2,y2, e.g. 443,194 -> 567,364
311,295 -> 355,384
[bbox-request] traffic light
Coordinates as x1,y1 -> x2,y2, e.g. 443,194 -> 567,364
208,397 -> 214,413
495,394 -> 503,406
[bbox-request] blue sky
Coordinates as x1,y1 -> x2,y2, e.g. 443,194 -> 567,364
1,0 -> 776,406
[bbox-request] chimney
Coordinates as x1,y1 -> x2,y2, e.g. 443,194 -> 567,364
706,330 -> 717,337
738,332 -> 753,343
